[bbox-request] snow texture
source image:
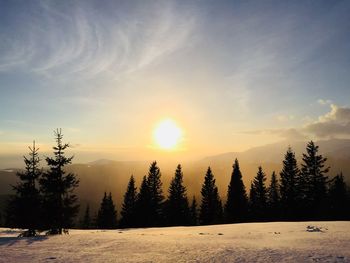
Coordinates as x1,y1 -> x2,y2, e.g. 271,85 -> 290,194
0,221 -> 349,262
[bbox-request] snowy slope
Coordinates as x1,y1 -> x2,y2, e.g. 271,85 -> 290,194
1,221 -> 349,263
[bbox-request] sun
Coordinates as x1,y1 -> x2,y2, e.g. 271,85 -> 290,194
154,119 -> 182,150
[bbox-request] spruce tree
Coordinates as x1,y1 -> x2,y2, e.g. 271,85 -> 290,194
39,129 -> 79,234
249,166 -> 267,220
147,161 -> 164,226
328,173 -> 348,219
97,192 -> 117,229
7,141 -> 42,236
300,141 -> 329,218
82,204 -> 91,229
165,164 -> 190,226
279,147 -> 300,219
135,176 -> 151,227
199,167 -> 222,225
267,171 -> 280,220
224,159 -> 248,223
120,175 -> 137,228
189,196 -> 198,226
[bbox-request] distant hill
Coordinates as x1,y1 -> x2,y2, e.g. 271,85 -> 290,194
1,139 -> 349,218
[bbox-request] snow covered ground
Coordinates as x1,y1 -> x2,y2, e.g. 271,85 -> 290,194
1,221 -> 349,262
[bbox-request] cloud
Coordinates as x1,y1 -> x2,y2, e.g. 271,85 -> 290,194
0,1 -> 197,79
318,99 -> 332,105
304,104 -> 350,137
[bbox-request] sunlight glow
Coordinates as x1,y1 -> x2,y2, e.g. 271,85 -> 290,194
154,119 -> 182,150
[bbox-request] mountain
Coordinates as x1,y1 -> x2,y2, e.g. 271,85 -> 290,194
1,139 -> 349,220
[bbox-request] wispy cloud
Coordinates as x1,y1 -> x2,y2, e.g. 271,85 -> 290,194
0,1 -> 197,79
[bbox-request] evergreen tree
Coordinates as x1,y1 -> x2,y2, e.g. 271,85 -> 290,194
189,196 -> 198,226
165,164 -> 190,226
199,167 -> 222,225
224,159 -> 248,223
328,173 -> 348,219
279,147 -> 300,219
39,129 -> 79,234
97,192 -> 117,229
135,176 -> 151,227
300,141 -> 329,218
81,204 -> 91,229
7,141 -> 42,236
267,171 -> 280,220
120,175 -> 137,228
147,161 -> 164,226
249,166 -> 267,220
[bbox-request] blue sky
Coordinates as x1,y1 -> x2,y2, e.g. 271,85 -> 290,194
1,0 -> 350,165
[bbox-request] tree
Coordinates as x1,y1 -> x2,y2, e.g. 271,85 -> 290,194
135,176 -> 151,227
300,141 -> 329,218
279,147 -> 300,219
249,166 -> 267,220
224,159 -> 248,223
328,173 -> 348,219
189,196 -> 198,226
7,141 -> 42,236
147,161 -> 164,226
81,204 -> 91,229
267,171 -> 280,220
97,192 -> 117,229
165,164 -> 190,226
120,175 -> 137,228
39,129 -> 79,234
199,167 -> 222,225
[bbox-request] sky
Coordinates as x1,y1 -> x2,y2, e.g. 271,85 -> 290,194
1,0 -> 350,166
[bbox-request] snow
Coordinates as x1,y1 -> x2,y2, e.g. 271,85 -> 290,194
1,221 -> 350,262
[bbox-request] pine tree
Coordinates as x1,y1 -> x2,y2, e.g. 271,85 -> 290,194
147,161 -> 164,226
7,141 -> 42,236
267,171 -> 280,220
97,192 -> 117,229
135,176 -> 151,227
189,196 -> 198,225
224,159 -> 248,223
328,173 -> 348,219
199,167 -> 222,225
279,147 -> 300,219
39,129 -> 79,234
81,204 -> 91,229
300,141 -> 329,218
120,175 -> 137,228
165,164 -> 190,226
249,166 -> 267,220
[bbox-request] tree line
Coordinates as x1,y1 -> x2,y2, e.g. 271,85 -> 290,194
4,130 -> 350,235
84,141 -> 350,229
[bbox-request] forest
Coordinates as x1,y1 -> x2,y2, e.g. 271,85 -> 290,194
3,129 -> 350,236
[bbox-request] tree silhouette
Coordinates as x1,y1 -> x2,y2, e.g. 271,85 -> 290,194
97,192 -> 117,229
249,166 -> 267,220
135,175 -> 151,227
267,171 -> 280,220
199,167 -> 222,225
147,161 -> 164,226
120,175 -> 137,228
189,196 -> 198,225
39,129 -> 79,234
328,173 -> 348,219
300,141 -> 329,218
7,141 -> 42,236
224,159 -> 248,223
279,147 -> 300,220
165,164 -> 190,226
